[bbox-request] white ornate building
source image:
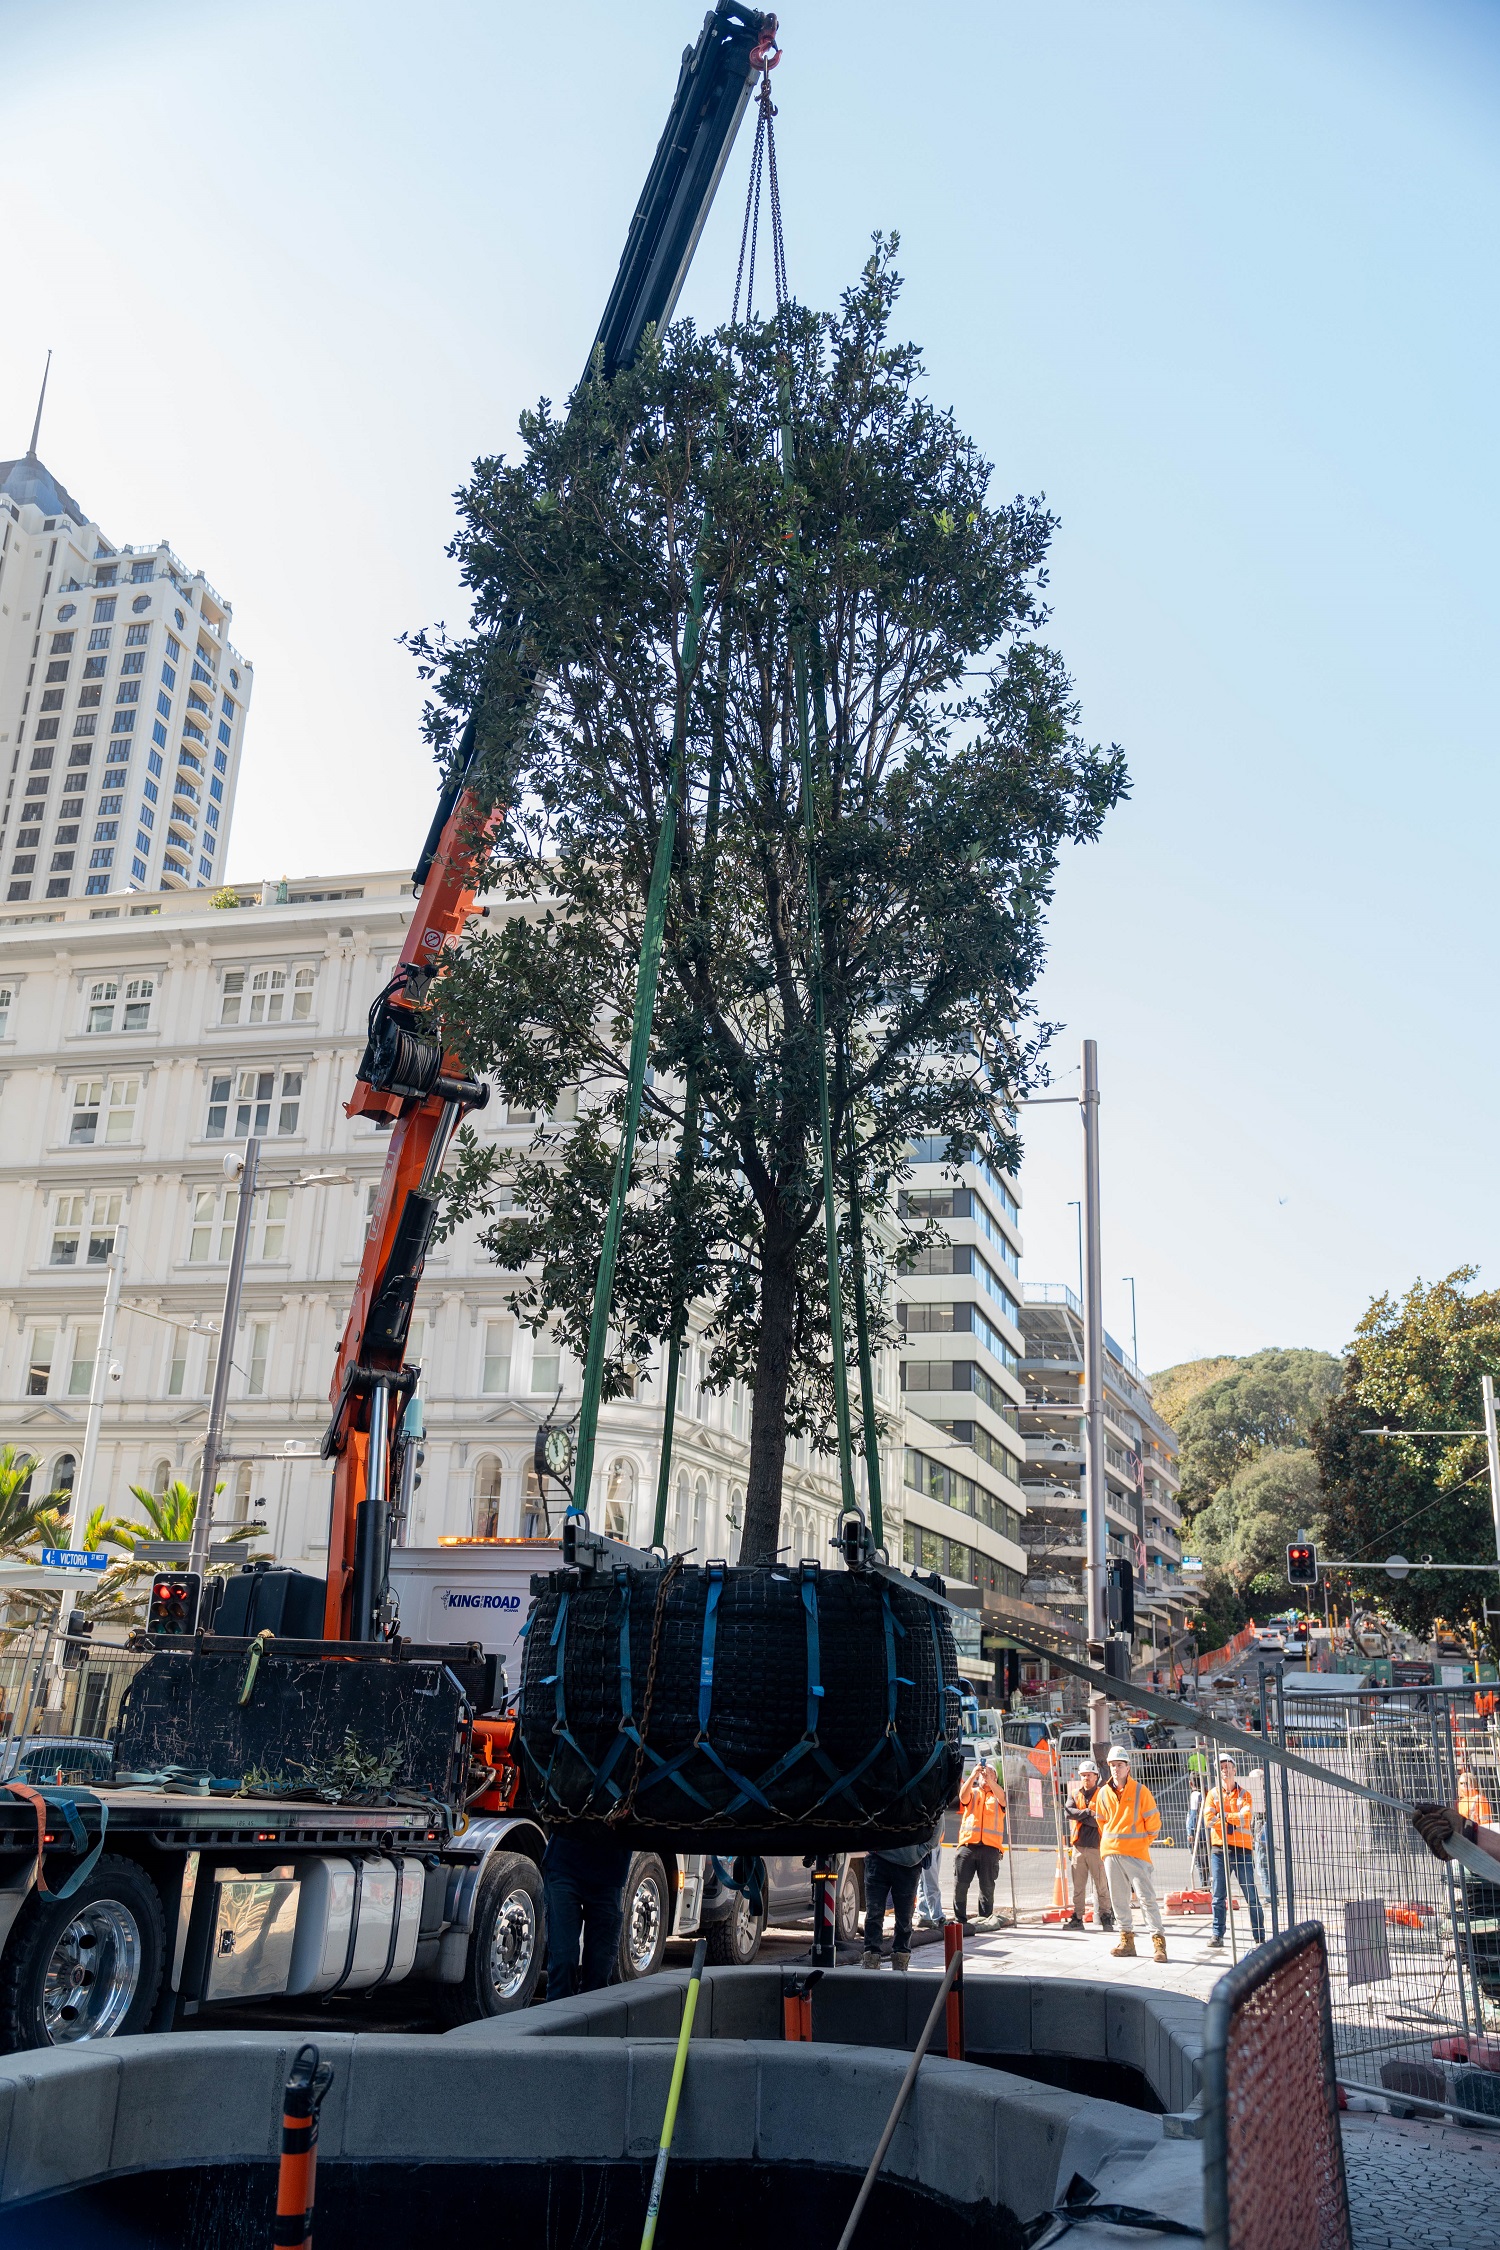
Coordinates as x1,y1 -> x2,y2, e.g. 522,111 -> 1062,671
0,869 -> 895,1576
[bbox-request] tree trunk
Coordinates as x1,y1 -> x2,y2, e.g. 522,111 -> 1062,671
739,1231 -> 798,1565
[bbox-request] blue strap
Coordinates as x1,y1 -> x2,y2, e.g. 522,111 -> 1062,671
688,1565 -> 775,1814
31,1789 -> 109,1901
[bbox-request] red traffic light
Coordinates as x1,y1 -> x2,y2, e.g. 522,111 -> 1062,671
1286,1543 -> 1318,1587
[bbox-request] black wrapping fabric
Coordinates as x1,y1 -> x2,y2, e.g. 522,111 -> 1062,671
516,1563 -> 964,1854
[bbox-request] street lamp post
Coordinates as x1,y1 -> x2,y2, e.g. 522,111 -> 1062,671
1080,1041 -> 1110,1765
67,1224 -> 128,1553
190,1140 -> 259,1576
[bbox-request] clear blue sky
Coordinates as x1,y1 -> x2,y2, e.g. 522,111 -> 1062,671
7,0 -> 1498,1373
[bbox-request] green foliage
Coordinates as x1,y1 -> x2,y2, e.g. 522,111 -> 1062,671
1148,1359 -> 1239,1440
1191,1449 -> 1323,1591
242,1729 -> 404,1804
1313,1271 -> 1500,1652
0,1446 -> 67,1555
414,245 -> 1126,1561
1174,1349 -> 1343,1513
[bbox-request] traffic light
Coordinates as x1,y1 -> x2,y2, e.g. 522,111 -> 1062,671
1286,1542 -> 1318,1587
1106,1558 -> 1135,1633
148,1571 -> 201,1637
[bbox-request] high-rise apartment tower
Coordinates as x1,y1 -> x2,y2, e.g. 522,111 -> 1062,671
0,369 -> 251,906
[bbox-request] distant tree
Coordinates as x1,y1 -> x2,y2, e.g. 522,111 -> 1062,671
422,247 -> 1126,1562
0,1447 -> 67,1556
1191,1448 -> 1323,1600
1148,1357 -> 1238,1439
1313,1271 -> 1500,1654
1175,1348 -> 1343,1513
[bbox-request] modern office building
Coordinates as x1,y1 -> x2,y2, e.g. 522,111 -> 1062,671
0,871 -> 891,1582
0,396 -> 251,906
895,1139 -> 1037,1687
1018,1283 -> 1190,1658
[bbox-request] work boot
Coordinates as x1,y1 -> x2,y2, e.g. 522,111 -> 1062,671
1064,1914 -> 1084,1930
1099,1914 -> 1115,1931
892,1950 -> 910,1973
1152,1934 -> 1168,1964
1206,1935 -> 1225,1951
859,1950 -> 881,1971
1111,1931 -> 1136,1958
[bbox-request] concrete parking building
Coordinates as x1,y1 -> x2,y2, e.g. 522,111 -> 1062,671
1018,1282 -> 1190,1660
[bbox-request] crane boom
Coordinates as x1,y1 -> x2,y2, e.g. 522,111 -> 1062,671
322,3 -> 778,1641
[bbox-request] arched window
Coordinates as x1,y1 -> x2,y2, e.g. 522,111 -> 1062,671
692,1474 -> 708,1559
51,1454 -> 77,1504
473,1455 -> 504,1539
778,1509 -> 791,1559
150,1457 -> 173,1500
521,1466 -> 546,1539
232,1462 -> 254,1526
673,1468 -> 691,1553
604,1457 -> 636,1543
728,1486 -> 745,1564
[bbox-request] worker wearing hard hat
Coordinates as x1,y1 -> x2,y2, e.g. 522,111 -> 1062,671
953,1752 -> 1009,1929
1063,1758 -> 1112,1931
1457,1768 -> 1494,1826
1202,1754 -> 1265,1952
1097,1745 -> 1167,1962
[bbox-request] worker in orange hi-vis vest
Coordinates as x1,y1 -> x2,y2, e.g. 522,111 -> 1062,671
953,1754 -> 1009,1929
1203,1754 -> 1265,1952
1458,1768 -> 1494,1826
1097,1745 -> 1166,1963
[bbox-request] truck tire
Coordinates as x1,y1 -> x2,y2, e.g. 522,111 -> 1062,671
0,1854 -> 165,2051
438,1850 -> 545,2023
704,1868 -> 766,1966
617,1852 -> 669,1982
836,1858 -> 863,1946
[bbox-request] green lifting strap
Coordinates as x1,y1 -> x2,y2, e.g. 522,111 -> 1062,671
840,1035 -> 885,1550
571,499 -> 714,1521
781,404 -> 857,1525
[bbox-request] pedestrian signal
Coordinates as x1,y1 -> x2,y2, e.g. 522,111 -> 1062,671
1286,1543 -> 1318,1587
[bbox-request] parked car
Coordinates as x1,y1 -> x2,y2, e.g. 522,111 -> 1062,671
0,1737 -> 112,1785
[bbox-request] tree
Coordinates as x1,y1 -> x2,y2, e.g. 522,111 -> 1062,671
0,1447 -> 68,1556
1312,1271 -> 1500,1653
420,247 -> 1127,1561
1174,1349 -> 1343,1513
1191,1449 -> 1324,1602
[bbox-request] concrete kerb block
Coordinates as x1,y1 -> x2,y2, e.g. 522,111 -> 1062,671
701,1967 -> 780,2041
105,2032 -> 346,2175
985,2075 -> 1098,2222
344,2036 -> 630,2165
755,2045 -> 911,2176
624,2042 -> 759,2164
911,2062 -> 1003,2210
1030,1977 -> 1108,2062
813,1965 -> 907,2049
1105,1988 -> 1150,2080
961,1974 -> 1029,2055
0,2044 -> 121,2205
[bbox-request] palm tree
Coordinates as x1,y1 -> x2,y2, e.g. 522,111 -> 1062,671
0,1447 -> 68,1555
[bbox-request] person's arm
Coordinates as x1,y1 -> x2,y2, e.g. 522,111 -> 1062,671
1142,1785 -> 1161,1841
1413,1803 -> 1500,1866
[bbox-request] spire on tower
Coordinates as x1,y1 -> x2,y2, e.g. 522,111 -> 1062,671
26,351 -> 51,461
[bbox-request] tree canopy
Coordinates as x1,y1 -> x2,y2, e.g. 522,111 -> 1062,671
418,246 -> 1126,1560
1313,1271 -> 1500,1652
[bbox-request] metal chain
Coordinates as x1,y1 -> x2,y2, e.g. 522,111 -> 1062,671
609,1554 -> 686,1824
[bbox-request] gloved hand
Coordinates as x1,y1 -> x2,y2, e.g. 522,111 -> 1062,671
1412,1802 -> 1461,1861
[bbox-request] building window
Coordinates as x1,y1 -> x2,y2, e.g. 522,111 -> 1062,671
50,1191 -> 121,1266
603,1457 -> 636,1542
116,680 -> 140,704
246,1321 -> 272,1397
51,631 -> 75,655
85,975 -> 153,1033
125,623 -> 150,647
204,1067 -> 302,1138
473,1455 -> 504,1539
94,596 -> 116,620
217,964 -> 315,1023
187,1185 -> 288,1263
66,1324 -> 99,1400
69,1076 -> 139,1145
52,1453 -> 78,1502
88,628 -> 111,652
260,1188 -> 290,1259
0,987 -> 11,1038
167,1332 -> 189,1397
530,1337 -> 561,1396
26,1329 -> 55,1397
480,1323 -> 512,1395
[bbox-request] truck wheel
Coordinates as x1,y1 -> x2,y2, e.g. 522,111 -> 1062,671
617,1853 -> 669,1981
836,1859 -> 863,1946
0,1854 -> 164,2050
704,1871 -> 766,1966
439,1850 -> 545,2022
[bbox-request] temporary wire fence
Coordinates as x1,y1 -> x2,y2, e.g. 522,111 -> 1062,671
1261,1680 -> 1500,2111
0,1607 -> 146,1762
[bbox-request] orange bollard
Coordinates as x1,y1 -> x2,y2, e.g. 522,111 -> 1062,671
275,2043 -> 333,2249
943,1919 -> 965,2061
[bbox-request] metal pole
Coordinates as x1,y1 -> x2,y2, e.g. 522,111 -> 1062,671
192,1138 -> 259,1575
1482,1377 -> 1500,1572
1080,1041 -> 1109,1764
67,1225 -> 127,1552
1122,1275 -> 1137,1370
353,1380 -> 392,1642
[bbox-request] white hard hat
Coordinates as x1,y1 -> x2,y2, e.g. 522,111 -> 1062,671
1077,1757 -> 1099,1776
1107,1743 -> 1132,1766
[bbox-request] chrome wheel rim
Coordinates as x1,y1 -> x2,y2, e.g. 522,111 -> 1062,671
42,1900 -> 141,2043
489,1886 -> 537,2002
733,1894 -> 761,1960
626,1873 -> 663,1974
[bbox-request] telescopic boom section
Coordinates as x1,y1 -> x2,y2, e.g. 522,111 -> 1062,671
322,1 -> 779,1642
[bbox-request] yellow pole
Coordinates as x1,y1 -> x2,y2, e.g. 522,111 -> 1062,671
640,1936 -> 707,2250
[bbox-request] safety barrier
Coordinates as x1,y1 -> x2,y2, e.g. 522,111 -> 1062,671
1201,1921 -> 1352,2250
